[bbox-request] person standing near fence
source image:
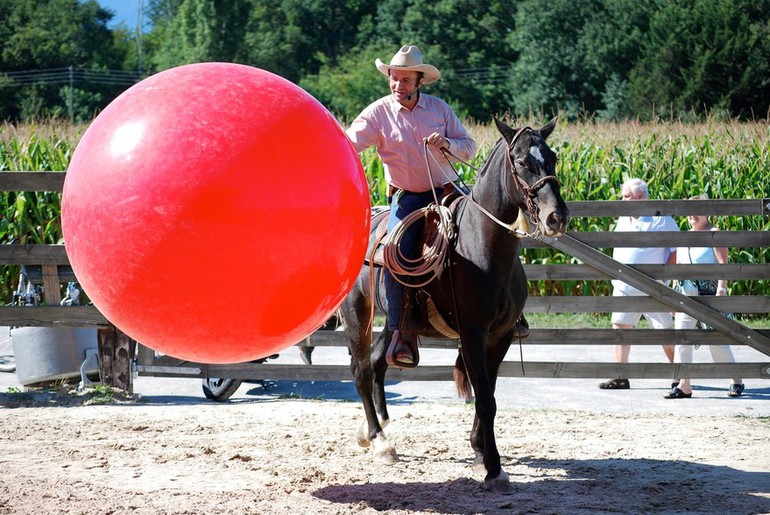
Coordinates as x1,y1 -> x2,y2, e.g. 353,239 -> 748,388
665,195 -> 744,398
345,45 -> 477,367
599,178 -> 679,390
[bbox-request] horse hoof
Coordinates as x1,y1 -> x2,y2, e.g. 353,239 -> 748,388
356,418 -> 390,448
356,423 -> 370,448
373,446 -> 399,464
483,470 -> 514,495
371,435 -> 399,464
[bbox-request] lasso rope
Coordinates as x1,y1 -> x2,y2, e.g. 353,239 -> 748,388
381,141 -> 458,287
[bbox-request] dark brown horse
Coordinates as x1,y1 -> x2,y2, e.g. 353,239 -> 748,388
340,117 -> 569,493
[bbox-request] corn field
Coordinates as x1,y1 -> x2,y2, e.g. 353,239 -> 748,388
1,119 -> 768,303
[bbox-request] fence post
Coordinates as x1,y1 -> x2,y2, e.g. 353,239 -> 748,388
97,323 -> 134,394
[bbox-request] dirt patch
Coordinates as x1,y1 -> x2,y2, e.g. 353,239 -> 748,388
0,393 -> 768,514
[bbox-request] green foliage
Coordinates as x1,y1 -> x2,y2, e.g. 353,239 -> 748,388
628,0 -> 770,120
150,0 -> 254,70
300,43 -> 392,120
0,0 -> 127,121
509,0 -> 649,120
1,0 -> 769,122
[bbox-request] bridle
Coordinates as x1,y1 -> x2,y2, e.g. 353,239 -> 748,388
500,126 -> 562,231
441,126 -> 561,238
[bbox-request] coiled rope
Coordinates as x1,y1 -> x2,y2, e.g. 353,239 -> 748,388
382,141 -> 458,287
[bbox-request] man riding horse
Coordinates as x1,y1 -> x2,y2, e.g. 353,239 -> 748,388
345,45 -> 477,367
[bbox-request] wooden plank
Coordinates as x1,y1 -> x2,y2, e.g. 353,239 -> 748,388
497,361 -> 770,379
542,233 -> 770,354
299,328 -> 770,348
0,171 -> 66,192
524,263 -> 770,281
0,244 -> 70,265
0,306 -> 108,326
522,230 -> 770,249
525,295 -> 770,313
0,244 -> 765,280
1,176 -> 765,217
521,328 -> 770,345
136,361 -> 770,381
1,172 -> 767,221
565,199 -> 770,217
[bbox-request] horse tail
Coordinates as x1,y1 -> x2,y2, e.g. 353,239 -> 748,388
453,354 -> 472,400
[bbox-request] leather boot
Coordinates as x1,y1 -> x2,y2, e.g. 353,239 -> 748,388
386,329 -> 420,369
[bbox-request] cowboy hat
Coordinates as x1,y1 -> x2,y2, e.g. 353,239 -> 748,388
375,45 -> 441,84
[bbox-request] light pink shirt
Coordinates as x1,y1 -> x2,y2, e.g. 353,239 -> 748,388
346,94 -> 477,193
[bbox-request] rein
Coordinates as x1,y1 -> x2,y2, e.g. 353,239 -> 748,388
383,127 -> 561,288
441,126 -> 560,239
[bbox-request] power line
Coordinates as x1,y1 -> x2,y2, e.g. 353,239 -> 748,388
0,67 -> 146,88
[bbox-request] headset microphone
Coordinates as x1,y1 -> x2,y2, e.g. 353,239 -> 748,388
405,88 -> 419,101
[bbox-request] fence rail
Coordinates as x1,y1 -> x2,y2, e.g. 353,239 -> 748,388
2,172 -> 769,391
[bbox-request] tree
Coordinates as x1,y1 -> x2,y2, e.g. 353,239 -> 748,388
0,0 -> 127,121
312,0 -> 520,121
508,0 -> 651,120
629,0 -> 770,120
150,0 -> 253,70
240,0 -> 377,82
300,43 -> 393,120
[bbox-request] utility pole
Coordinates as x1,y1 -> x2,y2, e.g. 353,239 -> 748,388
68,65 -> 74,122
136,0 -> 144,73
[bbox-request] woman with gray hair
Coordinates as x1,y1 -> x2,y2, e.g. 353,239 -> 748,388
665,195 -> 745,398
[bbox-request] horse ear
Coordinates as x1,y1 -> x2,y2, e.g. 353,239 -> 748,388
539,117 -> 558,140
493,116 -> 517,144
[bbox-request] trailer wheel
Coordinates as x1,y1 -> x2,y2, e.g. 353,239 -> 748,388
202,377 -> 243,401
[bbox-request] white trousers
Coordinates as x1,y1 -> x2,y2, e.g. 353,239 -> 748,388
674,308 -> 736,365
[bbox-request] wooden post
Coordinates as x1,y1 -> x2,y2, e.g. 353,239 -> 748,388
41,264 -> 61,305
97,323 -> 134,394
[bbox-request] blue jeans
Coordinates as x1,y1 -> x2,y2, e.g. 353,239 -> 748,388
385,189 -> 441,330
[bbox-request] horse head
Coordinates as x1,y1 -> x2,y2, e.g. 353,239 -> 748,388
492,117 -> 570,237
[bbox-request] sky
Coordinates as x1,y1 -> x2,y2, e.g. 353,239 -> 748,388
93,0 -> 144,30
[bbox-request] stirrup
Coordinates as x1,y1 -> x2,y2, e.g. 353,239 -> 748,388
386,330 -> 420,369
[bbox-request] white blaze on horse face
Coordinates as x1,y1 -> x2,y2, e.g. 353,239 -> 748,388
529,146 -> 545,165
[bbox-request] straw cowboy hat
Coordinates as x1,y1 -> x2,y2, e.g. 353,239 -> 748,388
375,45 -> 441,84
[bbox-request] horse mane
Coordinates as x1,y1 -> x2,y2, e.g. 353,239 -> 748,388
477,138 -> 507,178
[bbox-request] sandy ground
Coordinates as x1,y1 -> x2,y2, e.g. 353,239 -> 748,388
1,383 -> 769,515
2,333 -> 770,514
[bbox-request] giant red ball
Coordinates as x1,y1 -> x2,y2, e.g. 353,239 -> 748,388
62,63 -> 369,363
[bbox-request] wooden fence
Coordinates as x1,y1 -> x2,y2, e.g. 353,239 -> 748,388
2,171 -> 769,393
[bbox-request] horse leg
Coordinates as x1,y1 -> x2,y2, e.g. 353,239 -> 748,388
346,296 -> 398,464
371,327 -> 391,428
459,328 -> 513,494
470,331 -> 514,465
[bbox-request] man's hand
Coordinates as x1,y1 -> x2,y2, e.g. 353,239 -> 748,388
425,132 -> 449,150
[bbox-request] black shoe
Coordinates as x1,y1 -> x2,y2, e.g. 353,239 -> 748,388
671,381 -> 680,389
664,387 -> 692,399
728,383 -> 745,397
598,378 -> 630,390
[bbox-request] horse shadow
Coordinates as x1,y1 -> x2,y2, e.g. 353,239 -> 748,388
311,457 -> 770,514
243,379 -> 417,402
